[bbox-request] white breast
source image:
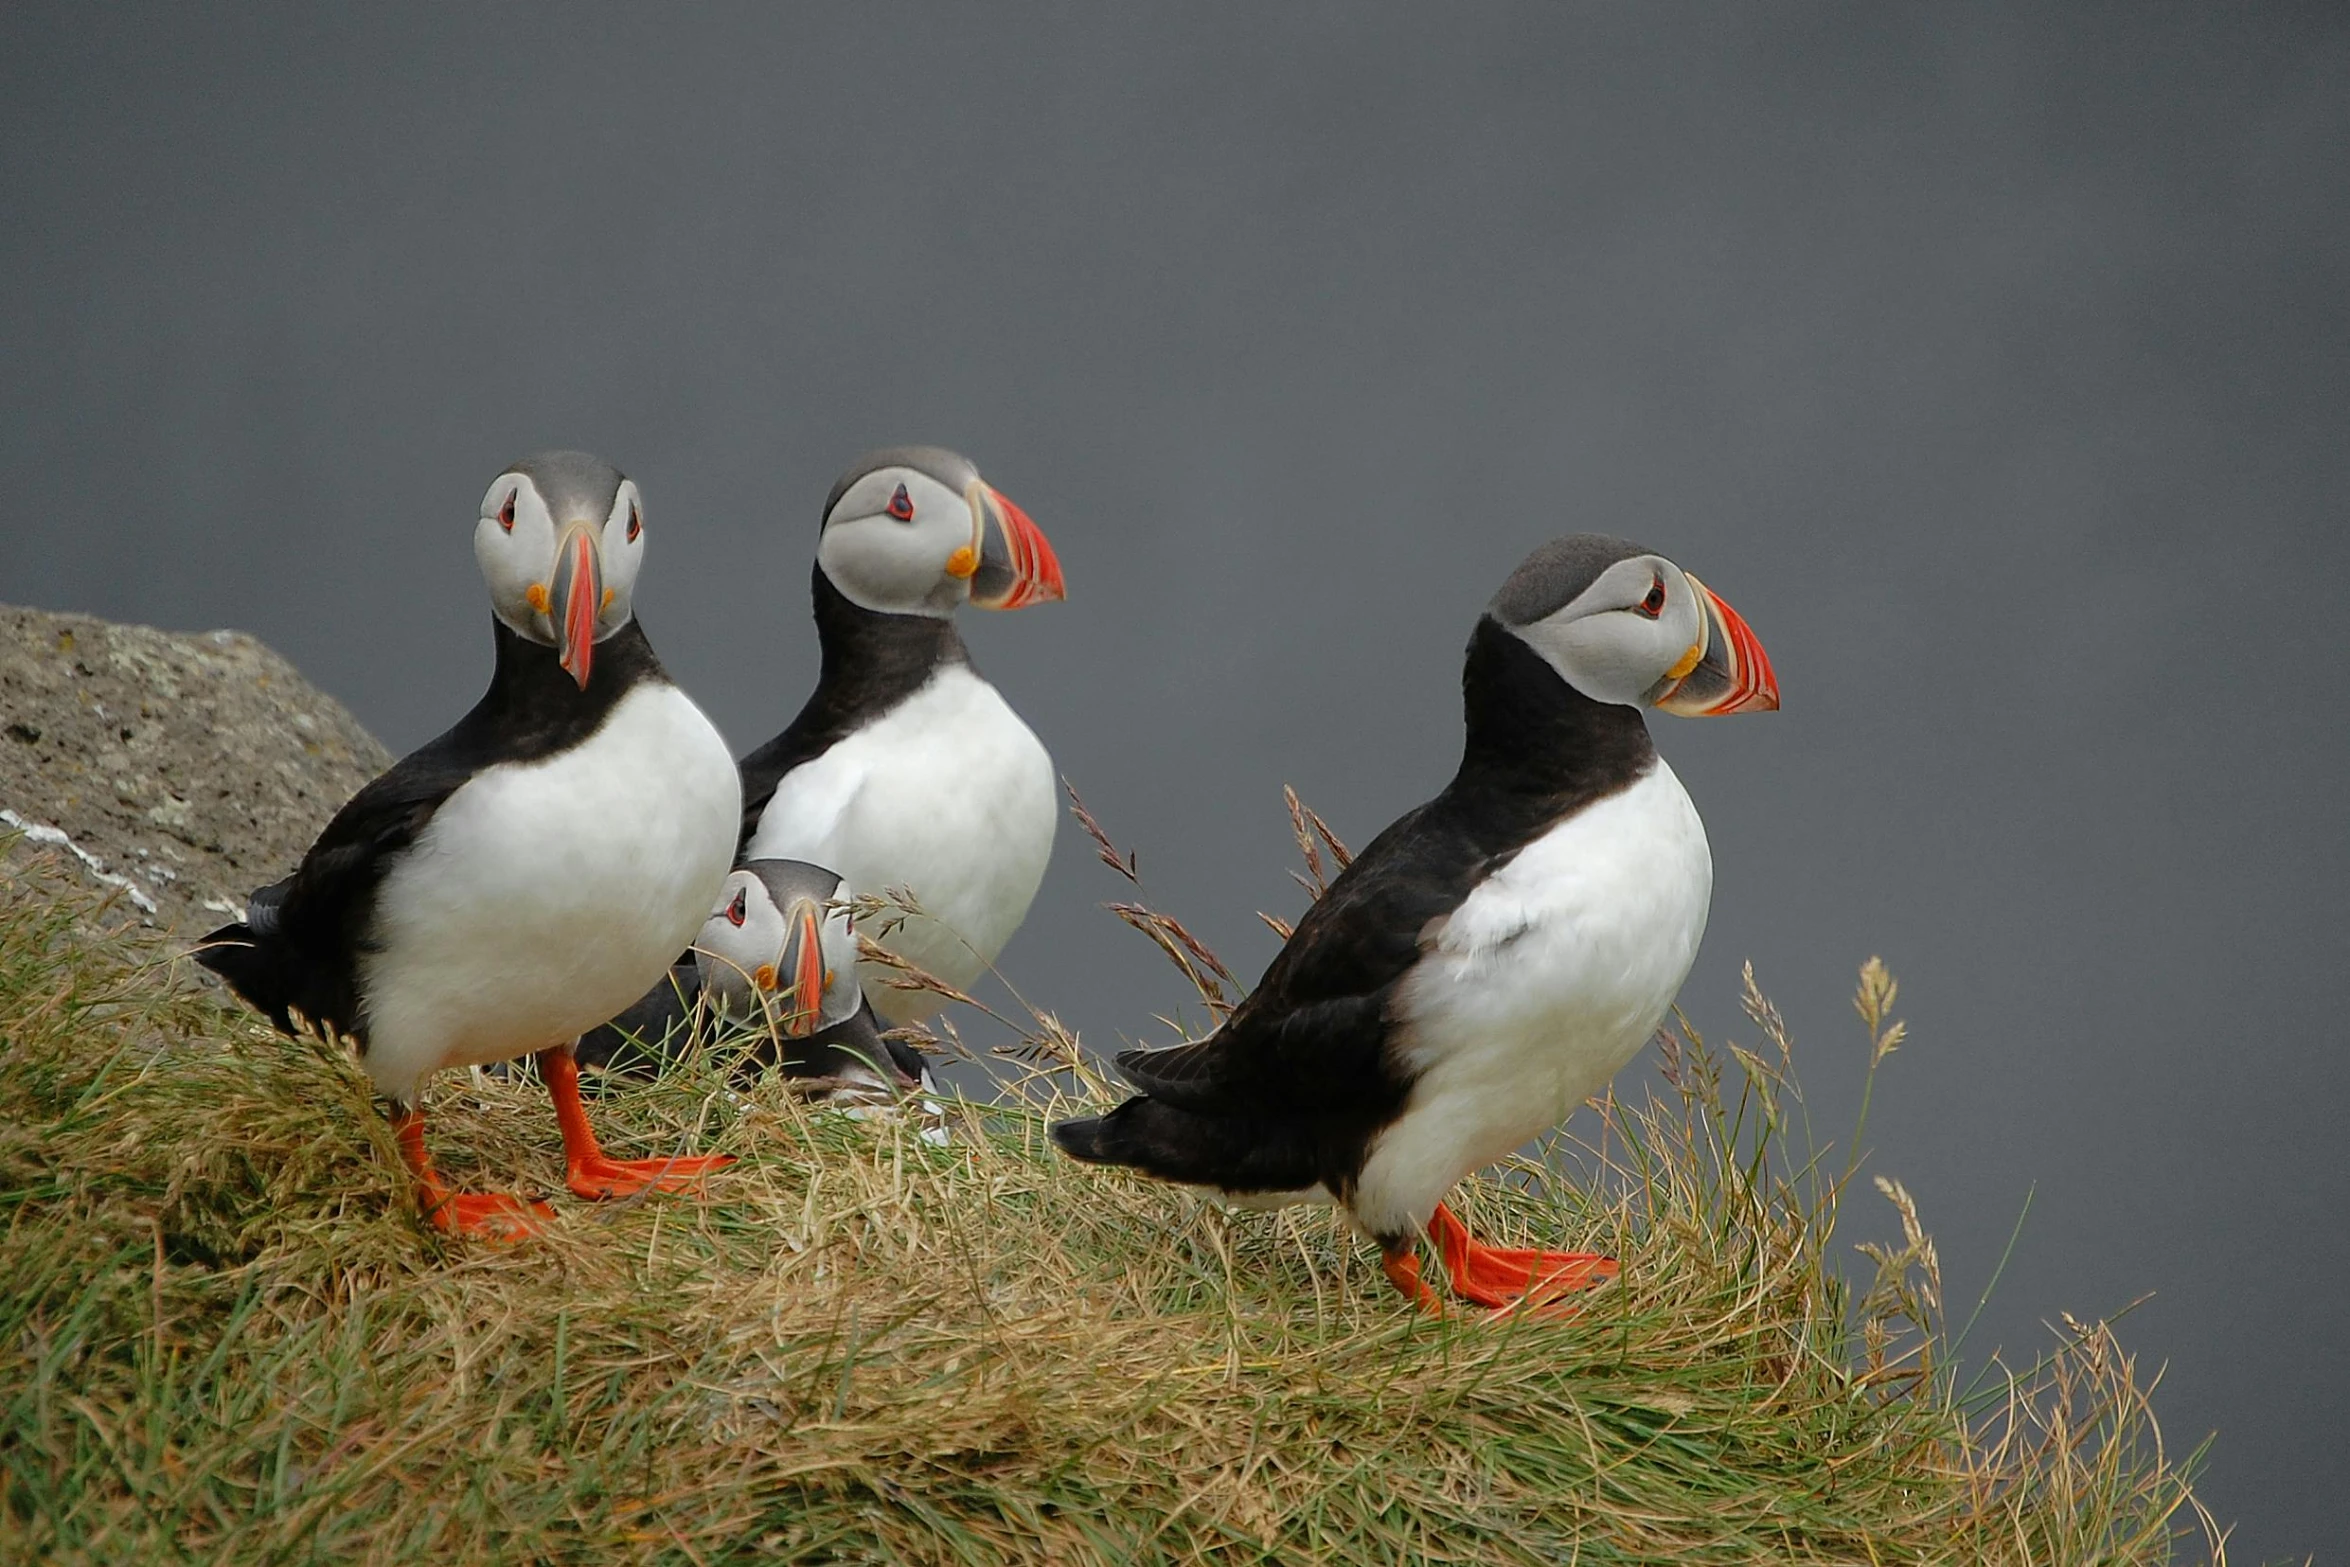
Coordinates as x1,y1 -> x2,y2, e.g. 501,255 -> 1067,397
359,683 -> 741,1101
1351,760 -> 1713,1238
744,664 -> 1056,1023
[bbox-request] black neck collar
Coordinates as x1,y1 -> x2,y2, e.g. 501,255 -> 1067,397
732,569 -> 975,849
806,562 -> 970,711
449,614 -> 668,763
1452,615 -> 1656,804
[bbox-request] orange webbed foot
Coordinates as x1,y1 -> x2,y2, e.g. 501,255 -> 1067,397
423,1188 -> 555,1240
395,1107 -> 553,1241
1427,1202 -> 1617,1315
563,1151 -> 735,1202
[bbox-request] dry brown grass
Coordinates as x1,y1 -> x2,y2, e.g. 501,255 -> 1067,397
0,840 -> 2221,1564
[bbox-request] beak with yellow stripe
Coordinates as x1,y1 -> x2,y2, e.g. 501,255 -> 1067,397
1651,574 -> 1779,716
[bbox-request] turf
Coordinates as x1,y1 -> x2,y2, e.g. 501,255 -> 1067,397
0,845 -> 2217,1564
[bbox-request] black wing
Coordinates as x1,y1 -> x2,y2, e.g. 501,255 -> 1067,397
1113,796 -> 1495,1120
194,617 -> 664,1041
193,742 -> 478,1038
1115,622 -> 1663,1120
735,716 -> 834,858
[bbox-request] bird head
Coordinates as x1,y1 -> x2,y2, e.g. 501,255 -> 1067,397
1488,535 -> 1779,716
694,861 -> 865,1038
815,446 -> 1065,617
474,451 -> 647,690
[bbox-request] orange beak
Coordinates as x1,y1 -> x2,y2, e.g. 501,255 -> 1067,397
772,897 -> 830,1038
549,524 -> 604,692
967,483 -> 1066,609
1654,575 -> 1779,716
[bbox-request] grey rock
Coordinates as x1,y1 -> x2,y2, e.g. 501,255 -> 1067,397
0,604 -> 390,934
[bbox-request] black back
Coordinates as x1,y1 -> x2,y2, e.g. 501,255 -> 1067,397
738,994 -> 915,1090
194,617 -> 669,1044
569,960 -> 700,1078
734,563 -> 969,855
572,980 -> 917,1094
1054,616 -> 1658,1203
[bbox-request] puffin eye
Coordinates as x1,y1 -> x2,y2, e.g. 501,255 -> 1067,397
1637,580 -> 1666,619
626,503 -> 641,543
725,889 -> 747,927
886,483 -> 915,522
498,491 -> 517,533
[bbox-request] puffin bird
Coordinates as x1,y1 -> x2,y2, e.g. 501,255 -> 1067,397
735,447 -> 1065,1039
195,452 -> 742,1238
1052,535 -> 1779,1313
574,860 -> 914,1099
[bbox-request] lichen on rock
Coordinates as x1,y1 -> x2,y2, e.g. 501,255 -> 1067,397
0,604 -> 390,933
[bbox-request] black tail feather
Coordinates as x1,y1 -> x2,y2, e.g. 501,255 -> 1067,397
192,921 -> 297,1035
192,906 -> 360,1042
1050,1095 -> 1326,1195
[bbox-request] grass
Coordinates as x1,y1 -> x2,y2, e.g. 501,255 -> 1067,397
0,838 -> 2221,1564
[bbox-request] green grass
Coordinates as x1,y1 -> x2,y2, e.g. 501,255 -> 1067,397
0,845 -> 2218,1563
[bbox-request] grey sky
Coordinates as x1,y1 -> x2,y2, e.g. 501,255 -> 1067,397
4,6 -> 2345,1555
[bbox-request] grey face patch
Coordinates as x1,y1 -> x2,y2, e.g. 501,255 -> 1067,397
506,450 -> 627,529
1488,535 -> 1655,627
1506,552 -> 1705,708
744,858 -> 845,913
823,446 -> 982,527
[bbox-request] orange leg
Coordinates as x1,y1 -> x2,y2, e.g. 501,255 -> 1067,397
390,1107 -> 550,1240
1381,1246 -> 1448,1314
539,1043 -> 734,1201
1425,1201 -> 1617,1313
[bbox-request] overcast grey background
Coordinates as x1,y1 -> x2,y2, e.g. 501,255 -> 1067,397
4,5 -> 2344,1556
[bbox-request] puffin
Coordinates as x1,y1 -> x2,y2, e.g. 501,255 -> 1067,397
195,451 -> 742,1238
572,859 -> 914,1099
1052,535 -> 1779,1313
734,446 -> 1065,1033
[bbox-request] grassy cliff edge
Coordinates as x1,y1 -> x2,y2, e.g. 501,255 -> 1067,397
0,847 -> 2216,1564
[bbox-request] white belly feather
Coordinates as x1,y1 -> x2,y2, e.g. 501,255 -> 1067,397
1351,760 -> 1713,1237
744,665 -> 1056,1024
359,683 -> 741,1100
